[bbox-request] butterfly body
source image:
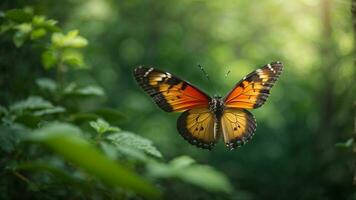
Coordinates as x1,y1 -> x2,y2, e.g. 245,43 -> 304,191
134,62 -> 283,150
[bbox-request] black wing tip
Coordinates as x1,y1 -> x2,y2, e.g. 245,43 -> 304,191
133,66 -> 150,75
271,61 -> 283,65
270,61 -> 284,71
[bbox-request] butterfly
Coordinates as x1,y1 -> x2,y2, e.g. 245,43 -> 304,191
133,61 -> 283,150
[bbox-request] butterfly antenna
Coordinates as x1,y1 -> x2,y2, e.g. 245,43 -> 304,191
197,64 -> 220,96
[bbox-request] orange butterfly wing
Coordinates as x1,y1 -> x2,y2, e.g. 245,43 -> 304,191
134,67 -> 210,112
224,61 -> 283,109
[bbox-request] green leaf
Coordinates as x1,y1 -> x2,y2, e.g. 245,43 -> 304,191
12,23 -> 32,47
61,49 -> 86,68
0,124 -> 27,153
32,15 -> 59,32
114,145 -> 148,162
90,118 -> 120,135
51,30 -> 88,48
36,78 -> 58,92
28,123 -> 161,199
335,138 -> 354,148
5,9 -> 33,23
33,107 -> 65,116
147,156 -> 233,193
10,96 -> 65,118
41,50 -> 58,69
99,141 -> 119,160
63,83 -> 105,97
76,85 -> 104,96
30,28 -> 46,40
10,96 -> 53,112
108,132 -> 163,159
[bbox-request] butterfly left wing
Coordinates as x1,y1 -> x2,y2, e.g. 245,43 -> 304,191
134,66 -> 211,112
221,108 -> 257,150
224,61 -> 283,109
177,108 -> 217,150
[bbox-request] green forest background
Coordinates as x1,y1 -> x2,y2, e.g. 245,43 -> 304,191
1,0 -> 356,199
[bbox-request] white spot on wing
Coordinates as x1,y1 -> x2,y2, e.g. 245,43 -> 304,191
144,68 -> 154,77
267,64 -> 276,73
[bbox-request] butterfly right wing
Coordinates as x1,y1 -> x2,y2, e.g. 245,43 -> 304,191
134,67 -> 211,112
224,61 -> 283,109
177,108 -> 218,150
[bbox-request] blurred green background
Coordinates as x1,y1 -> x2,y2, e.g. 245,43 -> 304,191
1,0 -> 356,199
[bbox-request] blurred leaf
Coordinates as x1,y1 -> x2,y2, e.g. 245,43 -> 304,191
114,145 -> 148,162
335,138 -> 354,149
12,23 -> 32,47
170,155 -> 195,168
10,96 -> 65,121
99,141 -> 119,160
90,118 -> 120,135
13,32 -> 26,47
108,131 -> 162,159
41,50 -> 58,69
5,9 -> 33,23
63,83 -> 105,97
28,123 -> 161,199
10,96 -> 53,112
33,107 -> 65,116
30,28 -> 46,40
51,30 -> 88,48
32,15 -> 59,32
147,156 -> 233,193
76,85 -> 104,96
0,23 -> 13,34
36,78 -> 58,92
61,49 -> 86,68
0,124 -> 27,153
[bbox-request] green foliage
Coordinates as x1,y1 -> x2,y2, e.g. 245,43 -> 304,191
1,1 -> 355,199
90,118 -> 120,135
43,30 -> 88,69
28,122 -> 160,199
0,6 -> 233,199
5,8 -> 33,23
2,8 -> 59,47
147,156 -> 232,193
108,131 -> 163,159
36,78 -> 58,92
63,83 -> 105,97
335,138 -> 354,149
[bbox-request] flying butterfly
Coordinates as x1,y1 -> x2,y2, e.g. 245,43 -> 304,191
133,61 -> 283,150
